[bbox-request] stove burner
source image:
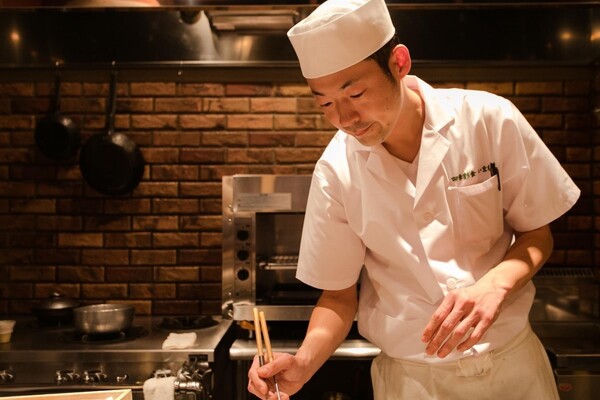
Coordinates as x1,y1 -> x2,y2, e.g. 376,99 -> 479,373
156,315 -> 218,331
60,326 -> 148,344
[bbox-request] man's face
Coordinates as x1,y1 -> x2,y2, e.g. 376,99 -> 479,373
307,58 -> 402,147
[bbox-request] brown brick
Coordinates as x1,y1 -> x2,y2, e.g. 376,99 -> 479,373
250,98 -> 296,113
466,82 -> 513,95
0,182 -> 35,197
81,284 -> 128,299
37,216 -> 82,231
178,249 -> 221,265
104,199 -> 151,214
154,131 -> 201,146
130,82 -> 176,96
36,182 -> 83,197
226,84 -> 273,96
153,232 -> 199,248
523,113 -> 563,129
155,98 -> 202,112
0,83 -> 34,97
180,215 -> 221,231
227,114 -> 273,130
142,147 -> 179,163
35,249 -> 79,265
155,266 -> 199,282
274,115 -> 319,130
106,266 -> 152,282
201,265 -> 222,282
82,249 -> 129,265
131,250 -> 176,265
227,148 -> 274,164
249,132 -> 295,147
134,182 -> 179,197
201,232 -> 221,248
60,98 -> 104,114
179,114 -> 226,130
57,266 -> 104,282
179,182 -> 222,198
201,131 -> 248,146
566,147 -> 592,162
11,199 -> 56,213
127,300 -> 152,315
0,249 -> 33,265
565,80 -> 591,95
0,99 -> 9,114
508,97 -> 540,112
295,132 -> 334,147
180,148 -> 225,164
275,84 -> 312,97
117,98 -> 154,113
11,98 -> 51,113
568,216 -> 593,230
152,199 -> 199,214
565,114 -> 592,130
133,216 -> 179,231
516,82 -> 562,95
58,233 -> 103,248
0,216 -> 34,232
0,115 -> 33,129
0,149 -> 33,163
105,232 -> 152,248
131,283 -> 176,299
131,115 -> 177,129
84,216 -> 131,231
199,165 -> 251,181
201,300 -> 221,315
10,266 -> 56,281
201,198 -> 222,214
542,97 -> 590,113
8,233 -> 54,248
0,283 -> 33,298
179,83 -> 224,96
297,98 -> 320,113
203,98 -> 249,113
275,148 -> 324,163
151,165 -> 199,181
34,283 -> 80,299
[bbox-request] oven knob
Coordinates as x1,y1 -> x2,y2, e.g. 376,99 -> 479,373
237,268 -> 250,281
0,369 -> 14,384
55,369 -> 80,384
237,249 -> 249,261
83,369 -> 108,384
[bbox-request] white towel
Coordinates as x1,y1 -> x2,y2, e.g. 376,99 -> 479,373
161,332 -> 197,349
143,376 -> 176,400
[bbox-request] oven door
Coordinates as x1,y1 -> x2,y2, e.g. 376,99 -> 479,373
230,338 -> 379,400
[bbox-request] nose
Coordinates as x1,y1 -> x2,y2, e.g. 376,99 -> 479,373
335,101 -> 360,129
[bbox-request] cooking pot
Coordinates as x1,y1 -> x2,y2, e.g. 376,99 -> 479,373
79,70 -> 145,196
73,303 -> 135,334
32,292 -> 80,326
34,72 -> 81,160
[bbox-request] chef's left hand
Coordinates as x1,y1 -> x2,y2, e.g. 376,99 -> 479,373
421,280 -> 508,358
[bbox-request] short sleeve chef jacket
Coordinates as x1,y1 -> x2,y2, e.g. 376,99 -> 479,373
297,75 -> 580,364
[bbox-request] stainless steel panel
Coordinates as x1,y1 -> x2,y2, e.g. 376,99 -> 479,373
230,339 -> 380,361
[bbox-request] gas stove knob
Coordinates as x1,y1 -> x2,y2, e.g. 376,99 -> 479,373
55,369 -> 80,384
116,374 -> 129,383
83,369 -> 108,384
0,369 -> 14,383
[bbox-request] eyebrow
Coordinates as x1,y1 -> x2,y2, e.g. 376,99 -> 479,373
311,79 -> 355,97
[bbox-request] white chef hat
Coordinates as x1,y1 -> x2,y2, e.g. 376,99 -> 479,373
287,0 -> 395,79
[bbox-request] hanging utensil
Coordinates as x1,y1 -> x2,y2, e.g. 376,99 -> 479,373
79,70 -> 145,196
34,71 -> 81,159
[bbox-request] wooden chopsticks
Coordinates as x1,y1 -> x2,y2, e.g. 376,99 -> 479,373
253,307 -> 282,400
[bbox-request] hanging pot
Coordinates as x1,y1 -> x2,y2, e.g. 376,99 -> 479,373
79,70 -> 145,196
34,72 -> 81,159
32,292 -> 80,326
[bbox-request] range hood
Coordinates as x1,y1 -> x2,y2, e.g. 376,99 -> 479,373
0,2 -> 598,79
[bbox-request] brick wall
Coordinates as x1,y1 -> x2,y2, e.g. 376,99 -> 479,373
0,69 -> 595,316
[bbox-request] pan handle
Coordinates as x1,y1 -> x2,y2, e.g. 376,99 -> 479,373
106,70 -> 118,135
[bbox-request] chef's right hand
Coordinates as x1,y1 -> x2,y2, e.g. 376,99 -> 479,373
247,351 -> 307,400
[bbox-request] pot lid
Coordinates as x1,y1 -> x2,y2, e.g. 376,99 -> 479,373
34,292 -> 80,310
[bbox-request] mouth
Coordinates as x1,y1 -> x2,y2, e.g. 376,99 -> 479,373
351,124 -> 372,138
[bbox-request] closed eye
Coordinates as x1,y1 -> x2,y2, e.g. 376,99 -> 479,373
350,91 -> 365,99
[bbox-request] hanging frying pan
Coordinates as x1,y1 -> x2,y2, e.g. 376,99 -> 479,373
34,72 -> 81,159
79,70 -> 145,196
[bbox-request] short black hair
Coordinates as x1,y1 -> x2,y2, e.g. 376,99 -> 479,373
367,33 -> 400,79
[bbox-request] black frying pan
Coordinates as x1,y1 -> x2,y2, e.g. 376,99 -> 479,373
35,72 -> 81,159
79,71 -> 145,196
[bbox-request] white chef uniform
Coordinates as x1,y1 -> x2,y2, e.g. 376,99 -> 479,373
296,75 -> 580,365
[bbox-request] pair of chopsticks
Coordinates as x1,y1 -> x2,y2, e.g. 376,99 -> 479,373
253,307 -> 282,400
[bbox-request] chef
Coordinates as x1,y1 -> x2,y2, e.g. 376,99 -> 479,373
247,0 -> 580,399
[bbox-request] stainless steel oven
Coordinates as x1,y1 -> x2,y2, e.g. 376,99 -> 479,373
222,174 -> 378,400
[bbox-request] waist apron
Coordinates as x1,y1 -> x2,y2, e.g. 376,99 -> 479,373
371,324 -> 559,400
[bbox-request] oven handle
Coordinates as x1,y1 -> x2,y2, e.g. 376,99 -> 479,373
230,339 -> 380,360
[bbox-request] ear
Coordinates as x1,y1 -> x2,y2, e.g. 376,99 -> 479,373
390,44 -> 412,79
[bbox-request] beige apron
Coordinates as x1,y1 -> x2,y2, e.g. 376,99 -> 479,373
371,324 -> 559,400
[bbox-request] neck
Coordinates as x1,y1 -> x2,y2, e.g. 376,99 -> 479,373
383,85 -> 424,162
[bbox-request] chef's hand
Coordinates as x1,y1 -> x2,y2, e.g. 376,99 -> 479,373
248,351 -> 308,400
420,279 -> 508,358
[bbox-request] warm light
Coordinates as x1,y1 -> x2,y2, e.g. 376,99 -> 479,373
591,29 -> 600,42
10,30 -> 20,44
559,31 -> 573,41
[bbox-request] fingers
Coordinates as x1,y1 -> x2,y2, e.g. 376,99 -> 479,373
247,355 -> 269,399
